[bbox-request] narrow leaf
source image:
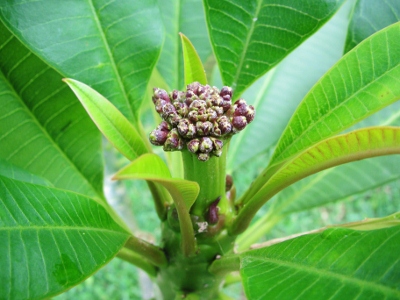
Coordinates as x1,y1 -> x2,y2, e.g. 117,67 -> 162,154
204,0 -> 345,97
240,226 -> 400,300
345,0 -> 400,53
113,154 -> 199,256
0,176 -> 130,299
180,33 -> 207,86
269,22 -> 400,168
233,127 -> 400,234
64,78 -> 149,161
0,0 -> 163,121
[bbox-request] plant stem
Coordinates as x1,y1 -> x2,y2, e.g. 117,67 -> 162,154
208,254 -> 240,276
124,236 -> 167,267
117,248 -> 157,277
181,149 -> 227,216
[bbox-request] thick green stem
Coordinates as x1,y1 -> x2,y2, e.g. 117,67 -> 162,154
181,149 -> 228,217
124,236 -> 167,267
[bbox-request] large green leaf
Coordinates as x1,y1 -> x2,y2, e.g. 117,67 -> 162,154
0,0 -> 163,122
204,0 -> 345,98
240,225 -> 400,300
227,1 -> 352,171
232,127 -> 400,234
0,21 -> 103,200
64,78 -> 149,161
0,159 -> 52,187
0,175 -> 130,299
113,154 -> 199,256
269,21 -> 400,169
156,0 -> 213,90
345,0 -> 400,53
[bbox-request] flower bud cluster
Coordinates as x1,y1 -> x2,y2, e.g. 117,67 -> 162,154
149,82 -> 255,161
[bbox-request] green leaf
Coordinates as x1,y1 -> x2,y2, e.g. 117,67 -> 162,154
0,0 -> 163,122
0,175 -> 130,299
64,78 -> 149,161
180,33 -> 207,86
345,0 -> 400,53
240,226 -> 400,300
0,22 -> 104,200
113,154 -> 199,256
156,0 -> 213,90
227,1 -> 352,171
0,159 -> 52,187
233,127 -> 400,235
269,21 -> 400,168
203,0 -> 345,97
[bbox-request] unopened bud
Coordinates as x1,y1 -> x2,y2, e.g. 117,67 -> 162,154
197,153 -> 210,162
199,137 -> 213,153
197,121 -> 213,136
177,119 -> 196,138
163,129 -> 184,151
232,116 -> 247,132
187,139 -> 200,153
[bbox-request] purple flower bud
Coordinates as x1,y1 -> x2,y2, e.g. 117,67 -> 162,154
232,116 -> 247,132
188,111 -> 198,122
167,113 -> 181,126
212,116 -> 232,136
199,137 -> 213,153
207,108 -> 218,122
220,86 -> 232,98
187,82 -> 201,95
187,139 -> 200,153
211,138 -> 223,151
174,102 -> 188,117
196,121 -> 213,136
149,128 -> 169,146
163,129 -> 184,151
189,100 -> 206,111
153,88 -> 170,103
154,98 -> 170,114
177,119 -> 196,138
162,103 -> 176,119
207,197 -> 221,224
197,153 -> 210,162
245,105 -> 256,123
171,90 -> 185,102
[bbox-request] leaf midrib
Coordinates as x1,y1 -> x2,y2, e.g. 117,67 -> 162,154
243,254 -> 400,297
0,225 -> 129,235
272,42 -> 400,166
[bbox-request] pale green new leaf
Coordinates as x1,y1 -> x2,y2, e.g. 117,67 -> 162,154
233,127 -> 400,234
0,0 -> 163,122
180,33 -> 207,86
64,78 -> 149,161
269,22 -> 400,168
0,175 -> 130,300
345,0 -> 400,53
0,22 -> 103,200
241,225 -> 400,300
113,154 -> 199,256
203,0 -> 345,98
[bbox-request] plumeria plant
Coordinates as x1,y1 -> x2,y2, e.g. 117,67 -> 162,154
1,0 -> 400,299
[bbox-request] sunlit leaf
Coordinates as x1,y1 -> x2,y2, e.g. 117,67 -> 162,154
241,225 -> 400,300
233,127 -> 400,234
0,22 -> 103,200
113,154 -> 199,256
64,78 -> 149,161
345,0 -> 400,53
204,0 -> 345,97
180,33 -> 207,86
0,176 -> 130,299
269,22 -> 400,168
0,0 -> 163,122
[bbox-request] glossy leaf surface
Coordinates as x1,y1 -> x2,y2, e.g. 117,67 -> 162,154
64,79 -> 149,161
269,22 -> 400,168
113,154 -> 199,256
345,0 -> 400,53
0,0 -> 163,122
0,176 -> 130,299
0,22 -> 103,199
204,0 -> 345,97
180,33 -> 207,86
227,1 -> 352,171
156,0 -> 212,90
241,226 -> 400,300
233,127 -> 400,234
